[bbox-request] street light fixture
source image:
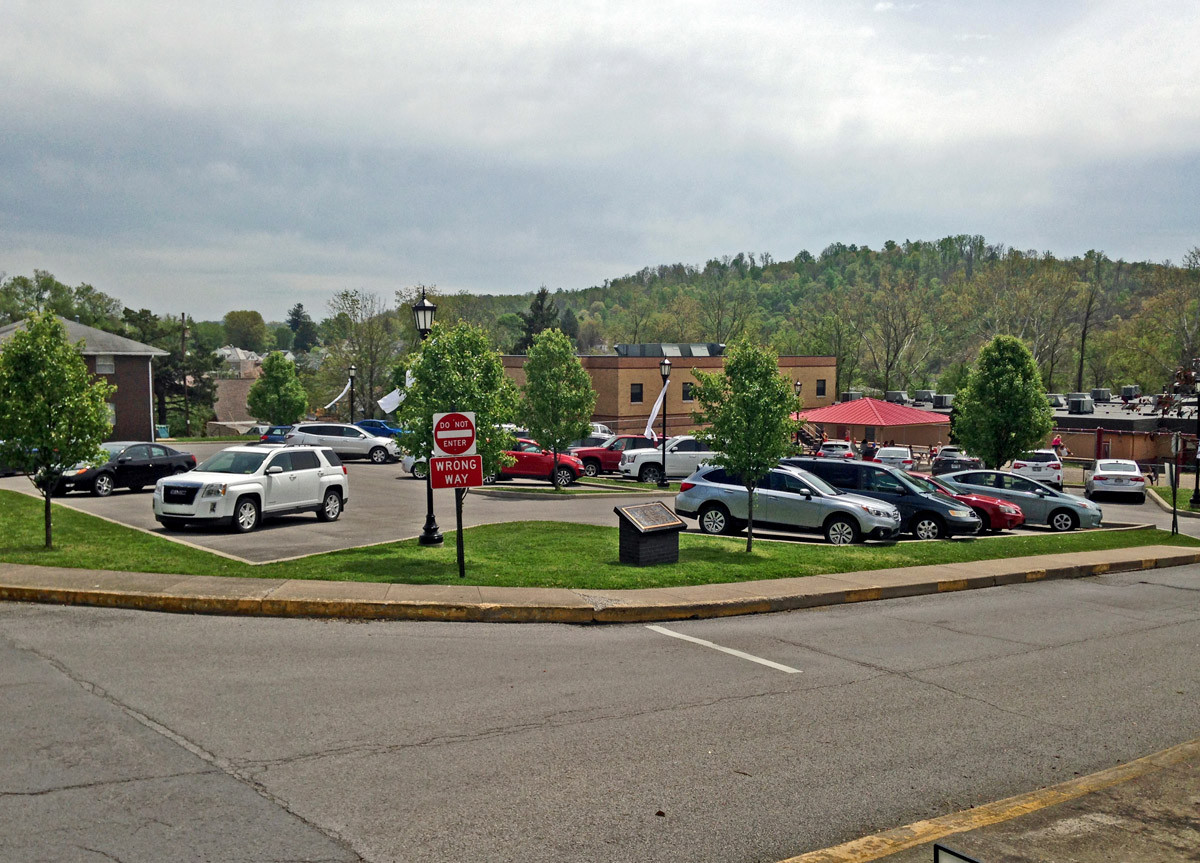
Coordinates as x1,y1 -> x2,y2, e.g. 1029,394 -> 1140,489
412,288 -> 443,547
1190,358 -> 1200,507
794,380 -> 803,397
658,358 -> 671,489
348,364 -> 356,424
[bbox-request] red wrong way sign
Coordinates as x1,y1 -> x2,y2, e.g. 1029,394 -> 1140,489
432,411 -> 476,457
431,455 -> 484,489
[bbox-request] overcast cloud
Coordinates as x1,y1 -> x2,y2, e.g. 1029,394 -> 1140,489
1,1 -> 1197,321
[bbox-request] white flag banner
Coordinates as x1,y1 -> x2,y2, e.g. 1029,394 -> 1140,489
377,388 -> 402,414
644,379 -> 670,439
323,379 -> 351,410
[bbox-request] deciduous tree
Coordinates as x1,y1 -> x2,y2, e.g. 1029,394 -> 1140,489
0,312 -> 115,548
690,340 -> 801,552
247,351 -> 309,424
954,335 -> 1053,469
521,329 -> 597,488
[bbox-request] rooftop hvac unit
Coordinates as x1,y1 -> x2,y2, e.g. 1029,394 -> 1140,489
1068,392 -> 1089,401
1121,385 -> 1141,400
1047,393 -> 1066,408
914,390 -> 935,403
933,393 -> 954,408
885,391 -> 910,404
1068,397 -> 1095,414
840,391 -> 864,402
1090,388 -> 1112,402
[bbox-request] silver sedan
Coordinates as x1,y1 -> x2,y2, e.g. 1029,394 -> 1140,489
1085,459 -> 1148,503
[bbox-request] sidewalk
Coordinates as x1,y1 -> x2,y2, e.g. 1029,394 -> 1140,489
1,544 -> 1197,623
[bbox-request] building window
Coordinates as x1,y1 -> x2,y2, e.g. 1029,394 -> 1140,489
630,383 -> 643,403
96,354 -> 115,374
106,402 -> 116,426
682,382 -> 693,402
816,379 -> 826,397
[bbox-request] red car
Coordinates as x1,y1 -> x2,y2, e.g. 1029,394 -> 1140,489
908,471 -> 1025,532
490,439 -> 586,485
569,434 -> 656,476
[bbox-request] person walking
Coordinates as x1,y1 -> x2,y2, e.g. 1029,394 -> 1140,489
1051,433 -> 1064,458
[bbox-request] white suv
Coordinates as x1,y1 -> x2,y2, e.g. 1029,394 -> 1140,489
285,422 -> 401,463
618,435 -> 716,484
153,445 -> 349,532
1010,449 -> 1064,489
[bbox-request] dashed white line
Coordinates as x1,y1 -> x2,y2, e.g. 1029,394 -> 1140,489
646,625 -> 802,674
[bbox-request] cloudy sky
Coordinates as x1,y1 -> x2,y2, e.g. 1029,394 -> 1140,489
2,1 -> 1198,322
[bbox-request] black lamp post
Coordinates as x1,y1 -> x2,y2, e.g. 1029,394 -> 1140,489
181,313 -> 190,436
1191,358 -> 1200,507
658,358 -> 671,489
794,379 -> 803,450
348,364 -> 356,424
794,379 -> 803,398
412,288 -> 443,546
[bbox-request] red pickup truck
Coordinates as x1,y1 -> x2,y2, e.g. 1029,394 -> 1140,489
569,435 -> 656,476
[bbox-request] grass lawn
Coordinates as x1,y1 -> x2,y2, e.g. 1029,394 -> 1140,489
2,491 -> 1196,590
1152,485 -> 1200,512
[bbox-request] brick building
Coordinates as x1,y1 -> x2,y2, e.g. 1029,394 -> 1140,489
502,344 -> 837,436
0,316 -> 168,441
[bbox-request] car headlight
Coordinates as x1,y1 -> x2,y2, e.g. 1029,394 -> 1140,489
201,483 -> 228,498
64,467 -> 90,476
1000,505 -> 1020,514
860,504 -> 892,518
948,509 -> 973,518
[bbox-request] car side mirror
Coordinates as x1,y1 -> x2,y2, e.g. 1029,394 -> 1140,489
267,465 -> 283,474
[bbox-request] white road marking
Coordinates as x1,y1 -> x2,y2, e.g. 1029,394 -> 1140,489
646,625 -> 802,674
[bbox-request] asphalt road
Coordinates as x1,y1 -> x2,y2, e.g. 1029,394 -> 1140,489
2,565 -> 1198,862
1,441 -> 1187,563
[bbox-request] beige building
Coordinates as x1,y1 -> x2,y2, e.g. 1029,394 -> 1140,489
503,344 -> 837,436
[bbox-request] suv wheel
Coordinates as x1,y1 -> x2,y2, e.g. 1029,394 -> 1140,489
369,446 -> 389,465
911,514 -> 945,540
824,516 -> 859,545
582,459 -> 600,477
91,472 -> 114,497
232,496 -> 260,532
317,489 -> 342,522
553,466 -> 576,487
699,503 -> 735,535
411,461 -> 428,479
639,463 -> 664,484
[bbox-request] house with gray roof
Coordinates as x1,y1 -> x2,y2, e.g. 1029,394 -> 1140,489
0,316 -> 168,441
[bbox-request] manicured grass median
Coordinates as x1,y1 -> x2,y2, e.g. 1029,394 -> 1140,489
0,490 -> 1195,590
1152,485 -> 1200,512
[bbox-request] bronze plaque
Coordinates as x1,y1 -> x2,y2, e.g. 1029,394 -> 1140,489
613,501 -> 686,533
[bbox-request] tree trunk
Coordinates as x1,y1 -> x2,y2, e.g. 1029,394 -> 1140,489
43,486 -> 53,550
745,485 -> 754,553
551,449 -> 560,489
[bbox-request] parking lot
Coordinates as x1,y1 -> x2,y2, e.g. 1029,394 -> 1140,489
0,441 -> 1183,564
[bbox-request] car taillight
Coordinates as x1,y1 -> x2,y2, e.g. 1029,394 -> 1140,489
1013,461 -> 1026,468
843,452 -> 854,458
260,434 -> 268,441
189,455 -> 196,466
902,459 -> 913,467
679,481 -> 695,492
1093,475 -> 1107,481
342,466 -> 348,475
1131,477 -> 1144,483
1049,462 -> 1061,469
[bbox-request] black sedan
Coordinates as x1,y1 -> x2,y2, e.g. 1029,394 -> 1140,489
931,453 -> 983,475
53,441 -> 197,496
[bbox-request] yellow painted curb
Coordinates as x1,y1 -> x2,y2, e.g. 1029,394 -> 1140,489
776,737 -> 1200,863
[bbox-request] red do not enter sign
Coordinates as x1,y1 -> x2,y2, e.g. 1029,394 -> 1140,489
432,411 -> 476,457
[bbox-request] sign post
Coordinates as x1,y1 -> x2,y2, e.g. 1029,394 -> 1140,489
431,412 -> 482,577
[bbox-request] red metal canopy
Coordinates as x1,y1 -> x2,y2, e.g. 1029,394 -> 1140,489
796,397 -> 950,427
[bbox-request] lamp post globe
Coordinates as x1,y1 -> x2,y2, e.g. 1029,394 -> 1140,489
658,358 -> 671,489
412,289 -> 443,546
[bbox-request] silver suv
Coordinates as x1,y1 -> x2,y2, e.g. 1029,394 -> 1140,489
285,422 -> 401,463
153,445 -> 349,532
674,465 -> 902,544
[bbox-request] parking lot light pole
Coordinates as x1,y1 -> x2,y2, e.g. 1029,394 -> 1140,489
658,358 -> 671,489
1191,358 -> 1200,507
348,364 -> 356,424
412,289 -> 443,546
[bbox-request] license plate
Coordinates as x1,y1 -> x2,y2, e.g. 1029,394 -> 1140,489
1112,478 -> 1126,484
1032,466 -> 1042,471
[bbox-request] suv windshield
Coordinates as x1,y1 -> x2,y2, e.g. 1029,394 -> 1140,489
196,450 -> 268,474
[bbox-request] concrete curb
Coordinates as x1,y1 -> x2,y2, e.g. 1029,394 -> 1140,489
2,546 -> 1197,624
1146,487 -> 1200,519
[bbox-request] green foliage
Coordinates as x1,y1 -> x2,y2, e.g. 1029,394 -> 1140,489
954,335 -> 1053,468
247,352 -> 309,424
0,312 -> 115,548
394,322 -> 520,479
690,339 -> 801,551
0,270 -> 123,329
223,310 -> 269,352
121,309 -> 219,435
514,287 -> 560,353
521,329 -> 597,486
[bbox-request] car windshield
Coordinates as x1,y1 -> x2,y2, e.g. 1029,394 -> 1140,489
907,475 -> 942,494
195,450 -> 268,474
101,442 -> 127,456
793,470 -> 841,496
1097,461 -> 1138,473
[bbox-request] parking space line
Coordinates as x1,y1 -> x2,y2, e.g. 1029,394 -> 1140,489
646,625 -> 802,674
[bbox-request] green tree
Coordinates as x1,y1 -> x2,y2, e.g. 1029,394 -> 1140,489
954,335 -> 1053,468
514,287 -> 559,353
690,340 -> 801,551
394,322 -> 520,482
223,310 -> 269,352
0,312 -> 115,548
521,328 -> 597,487
247,351 -> 309,424
286,303 -> 321,352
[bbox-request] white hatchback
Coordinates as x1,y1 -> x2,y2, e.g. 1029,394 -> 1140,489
874,446 -> 915,469
1010,449 -> 1063,489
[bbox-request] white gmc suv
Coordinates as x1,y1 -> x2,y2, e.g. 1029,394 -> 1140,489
618,435 -> 717,484
153,445 -> 349,532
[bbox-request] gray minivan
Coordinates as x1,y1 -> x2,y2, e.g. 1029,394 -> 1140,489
284,423 -> 402,463
781,456 -> 981,539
